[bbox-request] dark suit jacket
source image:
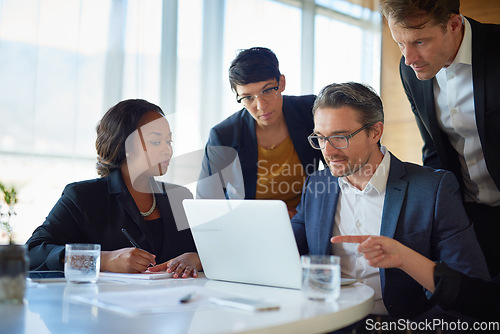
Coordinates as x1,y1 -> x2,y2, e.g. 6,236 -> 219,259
26,169 -> 196,271
196,95 -> 324,199
431,262 -> 500,321
400,17 -> 500,194
291,153 -> 490,319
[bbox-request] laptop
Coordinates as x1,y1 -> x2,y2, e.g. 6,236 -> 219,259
182,199 -> 302,289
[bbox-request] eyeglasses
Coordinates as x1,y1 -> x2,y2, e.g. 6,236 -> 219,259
237,86 -> 279,107
308,124 -> 372,150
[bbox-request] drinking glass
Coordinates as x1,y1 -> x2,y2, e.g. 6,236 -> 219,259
301,255 -> 340,301
64,244 -> 100,283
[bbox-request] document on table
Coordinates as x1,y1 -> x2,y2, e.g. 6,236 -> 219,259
99,271 -> 173,280
71,285 -> 232,315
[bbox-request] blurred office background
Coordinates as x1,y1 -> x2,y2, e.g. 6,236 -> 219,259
0,0 -> 498,243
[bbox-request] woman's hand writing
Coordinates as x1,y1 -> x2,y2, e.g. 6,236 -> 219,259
100,248 -> 156,273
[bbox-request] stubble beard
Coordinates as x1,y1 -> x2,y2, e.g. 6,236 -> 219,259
326,155 -> 370,178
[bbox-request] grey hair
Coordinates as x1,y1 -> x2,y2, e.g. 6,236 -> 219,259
312,82 -> 384,126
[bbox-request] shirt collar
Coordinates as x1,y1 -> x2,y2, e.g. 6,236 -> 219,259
448,16 -> 472,69
338,146 -> 391,195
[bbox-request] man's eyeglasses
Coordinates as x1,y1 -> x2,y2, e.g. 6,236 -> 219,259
308,124 -> 372,150
237,86 -> 279,107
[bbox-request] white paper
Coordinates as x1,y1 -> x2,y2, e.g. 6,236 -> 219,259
99,271 -> 173,281
70,285 -> 231,316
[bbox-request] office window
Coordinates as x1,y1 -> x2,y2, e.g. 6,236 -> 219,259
0,0 -> 167,242
0,0 -> 111,158
121,0 -> 163,103
314,0 -> 381,92
175,0 -> 204,154
0,0 -> 381,243
224,0 -> 302,105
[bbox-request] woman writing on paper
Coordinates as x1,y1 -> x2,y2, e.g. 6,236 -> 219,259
26,99 -> 201,278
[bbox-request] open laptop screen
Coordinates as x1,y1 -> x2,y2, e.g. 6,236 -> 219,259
182,199 -> 302,289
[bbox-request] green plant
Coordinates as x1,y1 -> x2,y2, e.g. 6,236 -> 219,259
0,183 -> 18,245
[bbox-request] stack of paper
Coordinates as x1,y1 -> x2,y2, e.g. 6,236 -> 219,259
71,285 -> 231,315
99,271 -> 173,281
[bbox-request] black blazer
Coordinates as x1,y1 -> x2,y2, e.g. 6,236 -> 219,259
26,169 -> 196,271
400,17 -> 500,194
197,94 -> 324,199
431,262 -> 500,321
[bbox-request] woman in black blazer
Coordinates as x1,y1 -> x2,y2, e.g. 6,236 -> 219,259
26,99 -> 201,278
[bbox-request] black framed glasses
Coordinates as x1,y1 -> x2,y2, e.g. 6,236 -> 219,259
237,86 -> 279,106
308,124 -> 372,150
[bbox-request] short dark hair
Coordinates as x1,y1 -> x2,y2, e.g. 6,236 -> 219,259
313,82 -> 384,126
95,99 -> 164,177
228,47 -> 281,93
379,0 -> 460,29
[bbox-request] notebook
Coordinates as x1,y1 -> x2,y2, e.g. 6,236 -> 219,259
182,199 -> 302,289
99,271 -> 173,280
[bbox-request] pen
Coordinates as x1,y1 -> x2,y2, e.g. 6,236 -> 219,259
179,292 -> 196,304
121,228 -> 155,267
121,228 -> 141,248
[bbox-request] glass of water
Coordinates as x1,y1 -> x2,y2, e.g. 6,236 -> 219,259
301,255 -> 340,301
64,244 -> 101,283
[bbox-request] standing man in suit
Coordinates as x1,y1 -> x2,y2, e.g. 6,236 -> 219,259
292,82 -> 489,320
379,0 -> 500,277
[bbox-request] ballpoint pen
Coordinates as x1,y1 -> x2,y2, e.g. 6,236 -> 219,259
121,228 -> 155,267
179,292 -> 196,304
121,228 -> 141,248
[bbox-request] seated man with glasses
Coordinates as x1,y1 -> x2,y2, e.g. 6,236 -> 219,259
197,47 -> 323,218
292,82 -> 489,322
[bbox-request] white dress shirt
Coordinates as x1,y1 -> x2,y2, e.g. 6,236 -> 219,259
331,146 -> 390,315
433,17 -> 500,206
